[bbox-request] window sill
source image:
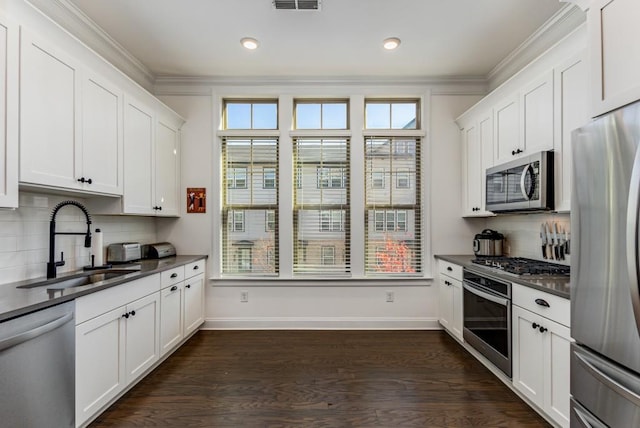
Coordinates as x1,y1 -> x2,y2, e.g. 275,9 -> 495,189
209,276 -> 434,287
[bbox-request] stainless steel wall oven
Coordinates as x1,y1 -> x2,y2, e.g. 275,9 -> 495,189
463,268 -> 512,378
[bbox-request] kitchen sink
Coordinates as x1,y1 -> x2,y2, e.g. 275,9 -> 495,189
17,268 -> 139,290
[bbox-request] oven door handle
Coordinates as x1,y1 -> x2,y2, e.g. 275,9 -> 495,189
463,282 -> 510,307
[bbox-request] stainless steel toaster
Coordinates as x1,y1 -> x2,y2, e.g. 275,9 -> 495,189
107,242 -> 141,263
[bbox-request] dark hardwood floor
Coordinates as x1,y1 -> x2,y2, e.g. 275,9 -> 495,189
90,330 -> 550,427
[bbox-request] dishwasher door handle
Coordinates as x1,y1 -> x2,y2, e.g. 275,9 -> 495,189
0,311 -> 73,352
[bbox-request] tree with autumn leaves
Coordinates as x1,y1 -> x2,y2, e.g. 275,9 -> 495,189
375,238 -> 415,273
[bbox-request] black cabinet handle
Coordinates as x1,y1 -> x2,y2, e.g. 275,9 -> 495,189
130,310 -> 136,317
535,298 -> 550,308
447,267 -> 452,272
77,177 -> 92,184
193,265 -> 199,270
539,326 -> 548,333
532,322 -> 538,329
186,284 -> 191,289
444,280 -> 451,286
511,148 -> 523,156
170,273 -> 178,278
122,313 -> 129,319
170,285 -> 178,292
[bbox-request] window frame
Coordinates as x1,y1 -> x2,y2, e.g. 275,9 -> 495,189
364,98 -> 420,130
294,99 -> 349,130
223,99 -> 279,130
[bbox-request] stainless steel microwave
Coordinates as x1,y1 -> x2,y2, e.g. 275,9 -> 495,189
485,151 -> 554,213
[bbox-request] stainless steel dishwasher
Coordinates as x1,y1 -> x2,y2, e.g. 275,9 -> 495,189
0,301 -> 75,427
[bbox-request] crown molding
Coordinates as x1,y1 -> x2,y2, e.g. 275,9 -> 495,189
26,0 -> 156,90
486,3 -> 586,89
560,0 -> 590,11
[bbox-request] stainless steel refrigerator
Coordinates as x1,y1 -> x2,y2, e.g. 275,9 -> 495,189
571,100 -> 640,427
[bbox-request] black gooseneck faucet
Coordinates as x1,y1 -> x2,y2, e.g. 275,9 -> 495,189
47,200 -> 92,279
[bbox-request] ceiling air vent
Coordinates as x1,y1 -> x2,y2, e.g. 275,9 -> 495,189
273,0 -> 321,10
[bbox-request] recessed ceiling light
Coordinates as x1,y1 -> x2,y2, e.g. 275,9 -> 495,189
241,37 -> 259,50
383,37 -> 401,50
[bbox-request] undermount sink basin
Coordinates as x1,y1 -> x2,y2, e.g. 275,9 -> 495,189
17,269 -> 137,290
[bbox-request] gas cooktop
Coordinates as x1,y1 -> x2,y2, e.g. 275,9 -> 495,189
471,256 -> 570,276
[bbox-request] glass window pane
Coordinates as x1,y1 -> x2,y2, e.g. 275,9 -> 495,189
392,103 -> 417,129
296,103 -> 321,129
226,103 -> 251,129
322,103 -> 347,129
252,103 -> 278,129
366,103 -> 390,129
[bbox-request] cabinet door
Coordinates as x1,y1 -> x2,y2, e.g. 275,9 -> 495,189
155,116 -> 181,217
76,306 -> 126,427
463,122 -> 480,215
0,14 -> 17,208
20,30 -> 80,190
512,306 -> 545,407
123,96 -> 155,214
544,318 -> 571,428
160,283 -> 183,355
521,70 -> 554,154
450,279 -> 463,341
554,54 -> 588,212
80,73 -> 123,195
478,112 -> 494,216
590,0 -> 640,116
494,96 -> 520,163
438,276 -> 453,331
125,292 -> 160,383
183,273 -> 205,335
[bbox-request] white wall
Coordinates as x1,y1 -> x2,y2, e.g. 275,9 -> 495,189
0,192 -> 157,285
156,91 -> 481,329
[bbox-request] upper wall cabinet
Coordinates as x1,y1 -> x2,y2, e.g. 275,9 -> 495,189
493,95 -> 520,164
462,111 -> 494,217
123,95 -> 182,217
589,0 -> 640,116
0,13 -> 18,208
20,29 -> 123,196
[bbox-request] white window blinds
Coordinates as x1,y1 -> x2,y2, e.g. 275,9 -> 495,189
365,137 -> 421,275
222,138 -> 278,275
293,138 -> 350,275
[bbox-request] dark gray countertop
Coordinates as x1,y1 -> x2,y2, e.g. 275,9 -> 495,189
435,254 -> 570,299
0,255 -> 207,322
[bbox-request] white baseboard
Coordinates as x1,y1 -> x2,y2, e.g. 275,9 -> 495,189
202,317 -> 440,330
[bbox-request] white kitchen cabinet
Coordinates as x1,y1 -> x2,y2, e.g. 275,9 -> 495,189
520,70 -> 554,155
20,29 -> 123,196
494,95 -> 520,164
589,0 -> 640,116
123,95 -> 182,216
183,273 -> 205,335
160,282 -> 183,355
0,13 -> 17,208
438,260 -> 463,341
554,53 -> 589,212
75,274 -> 161,427
462,111 -> 494,217
512,286 -> 571,428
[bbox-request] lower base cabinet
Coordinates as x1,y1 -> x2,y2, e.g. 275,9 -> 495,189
512,305 -> 571,428
184,273 -> 205,336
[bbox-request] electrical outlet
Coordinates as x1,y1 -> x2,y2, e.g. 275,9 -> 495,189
240,290 -> 249,302
385,291 -> 394,302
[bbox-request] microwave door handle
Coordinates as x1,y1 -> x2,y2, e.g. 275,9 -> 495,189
519,163 -> 533,200
626,145 -> 640,335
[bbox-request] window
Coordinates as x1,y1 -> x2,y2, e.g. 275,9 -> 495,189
293,138 -> 350,274
295,100 -> 348,129
396,169 -> 410,188
224,100 -> 278,129
227,168 -> 247,189
365,99 -> 419,129
321,246 -> 336,265
365,137 -> 421,275
372,170 -> 385,189
222,137 -> 278,275
263,167 -> 276,189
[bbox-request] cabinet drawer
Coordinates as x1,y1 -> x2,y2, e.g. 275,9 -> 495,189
512,283 -> 570,327
161,266 -> 184,287
438,260 -> 463,281
185,259 -> 205,279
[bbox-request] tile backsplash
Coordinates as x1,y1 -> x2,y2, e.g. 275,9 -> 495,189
0,192 -> 157,285
485,212 -> 571,265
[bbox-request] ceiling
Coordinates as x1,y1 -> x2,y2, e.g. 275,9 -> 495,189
68,0 -> 566,80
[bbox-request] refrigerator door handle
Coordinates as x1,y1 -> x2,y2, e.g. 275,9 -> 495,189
575,350 -> 640,407
626,145 -> 640,334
